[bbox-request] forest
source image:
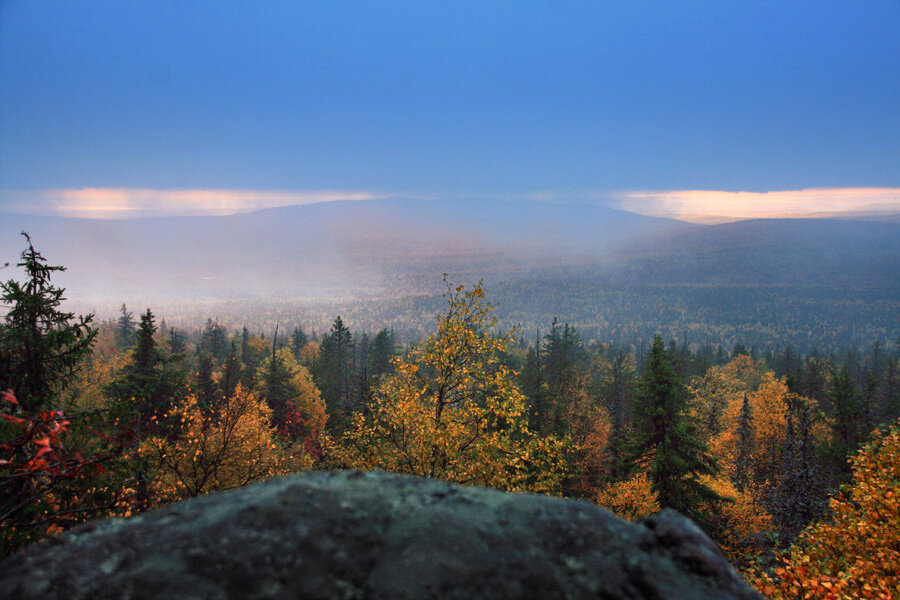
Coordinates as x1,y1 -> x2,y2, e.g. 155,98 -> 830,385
2,236 -> 899,599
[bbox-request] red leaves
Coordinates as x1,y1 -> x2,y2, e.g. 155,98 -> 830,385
1,390 -> 82,476
0,414 -> 25,425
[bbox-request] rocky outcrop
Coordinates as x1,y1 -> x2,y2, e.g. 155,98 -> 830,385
0,470 -> 762,599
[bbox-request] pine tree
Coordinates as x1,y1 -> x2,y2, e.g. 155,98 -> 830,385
628,336 -> 721,520
0,233 -> 96,411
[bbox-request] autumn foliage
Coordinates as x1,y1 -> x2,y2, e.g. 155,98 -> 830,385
750,419 -> 900,599
0,390 -> 128,553
330,279 -> 567,493
141,385 -> 301,505
594,471 -> 659,521
3,230 -> 900,599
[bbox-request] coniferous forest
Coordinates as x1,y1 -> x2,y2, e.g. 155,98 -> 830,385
2,236 -> 898,598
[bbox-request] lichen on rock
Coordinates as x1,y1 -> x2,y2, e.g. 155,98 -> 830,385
0,470 -> 762,599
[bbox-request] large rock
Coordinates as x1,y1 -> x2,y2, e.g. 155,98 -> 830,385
0,470 -> 762,599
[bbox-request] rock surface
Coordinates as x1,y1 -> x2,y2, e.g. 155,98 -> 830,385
0,470 -> 762,599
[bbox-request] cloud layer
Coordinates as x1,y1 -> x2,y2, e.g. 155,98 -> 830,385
614,188 -> 900,223
0,188 -> 387,219
1,187 -> 898,222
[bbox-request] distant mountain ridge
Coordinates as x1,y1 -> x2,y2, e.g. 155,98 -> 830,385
1,198 -> 897,303
606,217 -> 900,290
0,197 -> 690,300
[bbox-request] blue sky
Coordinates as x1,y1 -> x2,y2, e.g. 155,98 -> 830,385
1,1 -> 898,219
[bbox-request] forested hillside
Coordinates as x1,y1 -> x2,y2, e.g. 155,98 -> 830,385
7,199 -> 895,354
2,237 -> 899,598
0,198 -> 689,299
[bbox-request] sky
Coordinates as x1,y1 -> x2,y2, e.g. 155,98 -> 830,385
1,1 -> 898,221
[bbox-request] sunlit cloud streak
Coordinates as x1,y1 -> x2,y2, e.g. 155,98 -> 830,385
0,188 -> 389,219
612,188 -> 900,223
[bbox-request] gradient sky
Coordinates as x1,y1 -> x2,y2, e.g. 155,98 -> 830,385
1,1 -> 898,218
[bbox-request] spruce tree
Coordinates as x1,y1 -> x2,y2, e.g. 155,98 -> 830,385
0,233 -> 96,410
734,395 -> 753,491
604,351 -> 635,480
220,342 -> 241,400
628,336 -> 721,520
539,319 -> 585,435
519,330 -> 544,431
133,309 -> 160,372
200,318 -> 228,363
260,347 -> 295,429
196,352 -> 218,411
316,316 -> 355,425
105,308 -> 186,427
826,367 -> 864,472
116,303 -> 136,349
291,326 -> 308,360
368,328 -> 395,380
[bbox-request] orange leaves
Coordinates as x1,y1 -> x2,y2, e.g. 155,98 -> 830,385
595,471 -> 660,521
141,386 -> 299,504
750,419 -> 900,599
45,523 -> 64,535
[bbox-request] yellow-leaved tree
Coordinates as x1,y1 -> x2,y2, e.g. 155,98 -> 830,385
750,420 -> 900,600
142,384 -> 303,505
688,360 -> 788,560
330,278 -> 566,494
594,471 -> 659,521
689,354 -> 764,440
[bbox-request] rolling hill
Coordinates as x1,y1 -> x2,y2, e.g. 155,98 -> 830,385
2,199 -> 897,350
0,197 -> 690,300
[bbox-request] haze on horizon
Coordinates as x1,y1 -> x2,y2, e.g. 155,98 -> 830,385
1,2 -> 898,223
